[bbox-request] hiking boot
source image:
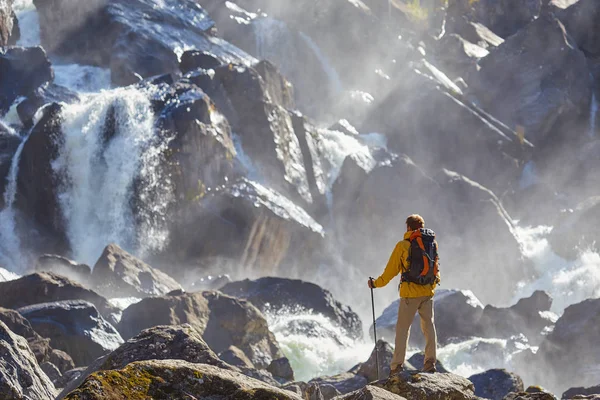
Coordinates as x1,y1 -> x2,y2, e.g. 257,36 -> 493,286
389,365 -> 404,377
422,360 -> 437,373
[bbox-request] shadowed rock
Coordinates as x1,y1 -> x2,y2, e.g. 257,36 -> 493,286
375,370 -> 479,400
468,369 -> 524,400
336,385 -> 408,400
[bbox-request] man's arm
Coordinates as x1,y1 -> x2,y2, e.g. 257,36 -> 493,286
370,242 -> 404,288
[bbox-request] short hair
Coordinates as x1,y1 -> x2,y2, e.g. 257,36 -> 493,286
406,214 -> 425,230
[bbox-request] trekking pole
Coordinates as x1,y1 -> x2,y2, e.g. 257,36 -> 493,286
369,277 -> 380,381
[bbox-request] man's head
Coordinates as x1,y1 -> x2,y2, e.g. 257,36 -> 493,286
406,214 -> 425,232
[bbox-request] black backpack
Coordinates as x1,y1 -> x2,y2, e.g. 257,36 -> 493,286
401,228 -> 440,286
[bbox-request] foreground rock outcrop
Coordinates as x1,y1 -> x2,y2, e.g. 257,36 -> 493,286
375,371 -> 479,400
336,385 -> 408,400
221,277 -> 362,339
63,360 -> 301,399
18,300 -> 124,366
118,290 -> 283,369
0,321 -> 56,400
469,369 -> 524,400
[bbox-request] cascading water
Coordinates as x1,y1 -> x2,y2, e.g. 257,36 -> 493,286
52,87 -> 173,265
589,91 -> 598,138
13,0 -> 40,47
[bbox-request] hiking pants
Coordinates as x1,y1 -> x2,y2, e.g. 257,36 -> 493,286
390,296 -> 437,370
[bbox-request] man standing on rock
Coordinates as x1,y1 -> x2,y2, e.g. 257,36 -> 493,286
368,214 -> 440,375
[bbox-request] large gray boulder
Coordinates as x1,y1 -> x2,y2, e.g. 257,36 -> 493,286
220,277 -> 362,339
18,300 -> 124,366
563,385 -> 600,400
118,290 -> 283,369
375,371 -> 479,400
0,272 -> 119,324
35,255 -> 91,286
91,243 -> 182,298
0,307 -> 52,365
309,373 -> 368,395
550,0 -> 600,57
63,360 -> 302,399
0,321 -> 56,400
468,369 -> 524,400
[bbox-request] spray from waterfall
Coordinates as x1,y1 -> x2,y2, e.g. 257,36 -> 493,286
52,87 -> 173,265
589,92 -> 598,138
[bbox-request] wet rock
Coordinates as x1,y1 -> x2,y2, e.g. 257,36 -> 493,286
375,371 -> 479,400
0,321 -> 56,400
18,300 -> 124,366
40,361 -> 61,383
49,349 -> 75,374
563,386 -> 600,400
33,0 -> 254,86
188,274 -> 232,291
221,277 -> 362,339
407,352 -> 448,373
118,290 -> 283,369
550,0 -> 600,57
0,306 -> 52,364
309,372 -> 368,395
447,0 -> 542,38
91,243 -> 182,298
469,369 -> 524,400
0,47 -> 53,113
267,357 -> 295,382
466,13 -> 590,152
477,291 -> 555,344
336,385 -> 408,400
62,360 -> 302,399
522,298 -> 600,394
356,340 -> 394,382
179,50 -> 223,74
35,254 -> 91,286
0,272 -> 119,324
219,345 -> 255,368
433,33 -> 489,79
16,84 -> 79,128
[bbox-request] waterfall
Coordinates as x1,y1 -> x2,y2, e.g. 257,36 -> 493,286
53,87 -> 173,265
0,128 -> 32,272
298,32 -> 344,95
13,0 -> 41,47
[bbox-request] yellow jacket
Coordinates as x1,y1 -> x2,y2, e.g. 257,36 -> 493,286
373,231 -> 439,298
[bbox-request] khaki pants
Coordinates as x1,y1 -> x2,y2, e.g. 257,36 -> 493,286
390,296 -> 437,369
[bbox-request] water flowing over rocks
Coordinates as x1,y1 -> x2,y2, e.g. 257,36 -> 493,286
468,369 -> 524,400
16,84 -> 79,128
0,321 -> 56,400
63,360 -> 302,400
91,243 -> 182,298
374,371 -> 479,400
0,126 -> 20,208
17,300 -> 124,366
117,290 -> 283,369
221,277 -> 362,340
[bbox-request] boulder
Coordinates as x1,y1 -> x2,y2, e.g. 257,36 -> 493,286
16,84 -> 79,128
335,385 -> 408,400
477,291 -> 555,344
118,290 -> 283,369
0,47 -> 53,113
373,289 -> 484,348
0,321 -> 56,400
375,371 -> 479,400
407,353 -> 448,373
466,13 -> 590,154
447,0 -> 542,38
0,307 -> 52,364
550,0 -> 600,57
219,345 -> 255,368
356,340 -> 394,382
62,360 -> 302,399
309,372 -> 368,395
91,243 -> 182,298
18,300 -> 124,366
469,369 -> 524,400
523,298 -> 600,393
268,357 -> 295,382
220,277 -> 362,339
563,386 -> 600,400
54,367 -> 86,390
0,272 -> 119,324
40,362 -> 61,383
33,0 -> 254,86
49,349 -> 75,374
179,50 -> 223,74
35,254 -> 91,286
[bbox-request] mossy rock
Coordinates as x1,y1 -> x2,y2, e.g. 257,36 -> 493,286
64,359 -> 301,400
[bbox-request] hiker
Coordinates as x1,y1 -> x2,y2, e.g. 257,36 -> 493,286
368,214 -> 440,375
